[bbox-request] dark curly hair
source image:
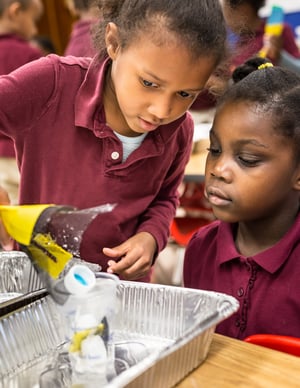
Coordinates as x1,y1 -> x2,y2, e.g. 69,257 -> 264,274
224,0 -> 266,13
93,0 -> 227,65
218,57 -> 300,160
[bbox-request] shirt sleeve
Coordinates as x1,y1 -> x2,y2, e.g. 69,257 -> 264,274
0,56 -> 57,140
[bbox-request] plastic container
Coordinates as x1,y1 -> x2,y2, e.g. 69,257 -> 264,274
0,281 -> 239,388
20,204 -> 114,282
58,273 -> 119,341
0,203 -> 115,303
44,273 -> 120,387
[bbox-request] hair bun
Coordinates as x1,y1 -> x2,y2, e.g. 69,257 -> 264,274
232,57 -> 272,83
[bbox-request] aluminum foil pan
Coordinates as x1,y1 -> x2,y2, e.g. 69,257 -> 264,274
0,250 -> 44,296
0,281 -> 239,387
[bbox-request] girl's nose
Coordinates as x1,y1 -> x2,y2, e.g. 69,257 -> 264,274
208,156 -> 233,182
148,96 -> 173,120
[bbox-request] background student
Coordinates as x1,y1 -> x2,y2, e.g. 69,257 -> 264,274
189,1 -> 300,126
0,0 -> 44,204
184,57 -> 300,339
222,0 -> 300,69
64,0 -> 99,57
0,0 -> 227,282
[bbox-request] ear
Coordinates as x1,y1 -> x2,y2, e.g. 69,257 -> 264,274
292,166 -> 300,191
105,22 -> 121,60
6,2 -> 23,20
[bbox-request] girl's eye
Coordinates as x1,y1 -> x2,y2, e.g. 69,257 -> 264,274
178,91 -> 194,99
238,156 -> 261,167
207,147 -> 221,155
141,79 -> 158,88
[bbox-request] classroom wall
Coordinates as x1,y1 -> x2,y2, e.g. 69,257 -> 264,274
262,1 -> 300,14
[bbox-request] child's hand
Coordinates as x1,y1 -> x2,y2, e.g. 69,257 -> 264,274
261,34 -> 283,62
0,187 -> 14,250
103,232 -> 157,280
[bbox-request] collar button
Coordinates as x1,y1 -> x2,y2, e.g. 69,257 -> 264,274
111,151 -> 120,160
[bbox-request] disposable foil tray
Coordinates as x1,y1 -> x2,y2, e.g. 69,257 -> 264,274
0,251 -> 44,298
0,281 -> 239,388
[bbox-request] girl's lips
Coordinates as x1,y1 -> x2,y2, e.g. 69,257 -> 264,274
139,117 -> 159,132
206,187 -> 232,206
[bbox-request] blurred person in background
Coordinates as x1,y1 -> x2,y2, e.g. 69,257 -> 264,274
0,0 -> 44,204
64,0 -> 99,57
190,0 -> 300,125
222,0 -> 300,70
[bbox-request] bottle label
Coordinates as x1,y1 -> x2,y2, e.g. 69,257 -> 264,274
27,233 -> 73,279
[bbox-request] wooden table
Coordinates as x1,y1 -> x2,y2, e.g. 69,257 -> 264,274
177,334 -> 300,387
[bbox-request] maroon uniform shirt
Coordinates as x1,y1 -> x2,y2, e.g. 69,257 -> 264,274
0,34 -> 42,157
64,19 -> 97,57
0,55 -> 194,277
184,214 -> 300,339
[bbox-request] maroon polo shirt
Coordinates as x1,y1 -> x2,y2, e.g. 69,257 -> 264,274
0,55 -> 194,276
184,214 -> 300,339
0,34 -> 42,157
64,19 -> 97,57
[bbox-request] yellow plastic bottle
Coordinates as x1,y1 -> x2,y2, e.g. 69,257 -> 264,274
0,203 -> 115,281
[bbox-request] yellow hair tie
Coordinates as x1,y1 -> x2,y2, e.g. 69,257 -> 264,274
258,62 -> 273,70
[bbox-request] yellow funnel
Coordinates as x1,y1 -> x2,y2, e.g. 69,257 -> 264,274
0,204 -> 54,246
